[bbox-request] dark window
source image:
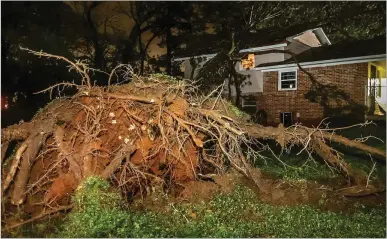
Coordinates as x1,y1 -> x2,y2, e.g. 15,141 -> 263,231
280,112 -> 292,127
370,65 -> 377,79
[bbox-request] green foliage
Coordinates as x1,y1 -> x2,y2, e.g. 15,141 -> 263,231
59,176 -> 128,238
229,104 -> 249,119
53,177 -> 385,238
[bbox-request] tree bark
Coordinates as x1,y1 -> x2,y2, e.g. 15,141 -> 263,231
166,26 -> 172,75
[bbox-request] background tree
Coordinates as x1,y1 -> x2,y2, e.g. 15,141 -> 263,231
1,2 -> 80,126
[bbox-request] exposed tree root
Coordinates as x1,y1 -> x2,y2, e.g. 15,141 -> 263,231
1,122 -> 32,142
101,144 -> 137,179
1,141 -> 9,164
2,143 -> 28,194
2,48 -> 385,230
10,118 -> 55,205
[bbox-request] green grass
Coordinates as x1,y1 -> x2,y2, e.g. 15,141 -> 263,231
15,177 -> 386,238
255,152 -> 338,182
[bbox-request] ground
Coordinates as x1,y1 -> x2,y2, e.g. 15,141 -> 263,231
3,124 -> 386,238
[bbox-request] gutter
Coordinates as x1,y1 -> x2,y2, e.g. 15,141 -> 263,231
254,54 -> 386,72
238,43 -> 288,53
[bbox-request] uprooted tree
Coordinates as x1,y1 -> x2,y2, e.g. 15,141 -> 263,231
1,48 -> 385,230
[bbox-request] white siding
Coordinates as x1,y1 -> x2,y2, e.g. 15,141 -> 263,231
253,46 -> 285,66
284,41 -> 311,60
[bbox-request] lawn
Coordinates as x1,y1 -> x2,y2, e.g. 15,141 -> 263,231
12,177 -> 386,238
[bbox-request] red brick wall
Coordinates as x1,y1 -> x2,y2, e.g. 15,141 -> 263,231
259,63 -> 368,126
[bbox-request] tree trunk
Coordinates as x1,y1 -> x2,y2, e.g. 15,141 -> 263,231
234,75 -> 242,107
86,3 -> 104,71
166,26 -> 172,75
136,23 -> 145,75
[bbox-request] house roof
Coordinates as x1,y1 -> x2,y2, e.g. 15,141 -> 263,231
173,27 -> 330,60
256,36 -> 386,69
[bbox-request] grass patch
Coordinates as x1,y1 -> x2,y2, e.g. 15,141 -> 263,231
16,177 -> 385,238
254,149 -> 338,182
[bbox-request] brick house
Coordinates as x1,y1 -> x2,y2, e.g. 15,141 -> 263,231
174,29 -> 386,126
254,36 -> 386,126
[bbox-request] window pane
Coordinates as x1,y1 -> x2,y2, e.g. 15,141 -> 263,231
281,71 -> 296,80
281,80 -> 296,89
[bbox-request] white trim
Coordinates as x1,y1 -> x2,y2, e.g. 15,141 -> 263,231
173,43 -> 288,61
255,54 -> 386,72
239,43 -> 288,53
278,68 -> 298,91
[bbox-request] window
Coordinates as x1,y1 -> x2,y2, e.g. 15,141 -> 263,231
278,69 -> 297,90
242,97 -> 257,108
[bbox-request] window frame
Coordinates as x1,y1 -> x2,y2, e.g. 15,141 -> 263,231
241,98 -> 257,108
278,68 -> 298,91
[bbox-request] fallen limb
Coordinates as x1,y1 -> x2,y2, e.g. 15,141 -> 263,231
321,132 -> 385,159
